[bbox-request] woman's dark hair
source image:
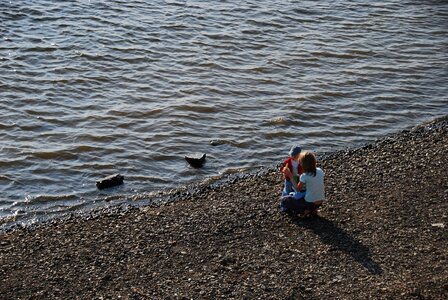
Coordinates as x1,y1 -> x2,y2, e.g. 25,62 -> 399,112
300,151 -> 317,176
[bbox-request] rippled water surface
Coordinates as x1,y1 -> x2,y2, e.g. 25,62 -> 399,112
1,0 -> 447,226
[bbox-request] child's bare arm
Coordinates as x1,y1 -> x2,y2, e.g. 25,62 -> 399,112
282,166 -> 293,179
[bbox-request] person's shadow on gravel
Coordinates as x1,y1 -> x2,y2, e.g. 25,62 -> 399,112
291,215 -> 383,275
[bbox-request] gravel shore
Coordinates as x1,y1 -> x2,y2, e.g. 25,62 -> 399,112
1,116 -> 447,300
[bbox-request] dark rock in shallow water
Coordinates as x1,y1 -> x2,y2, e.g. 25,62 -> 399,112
96,174 -> 124,190
185,153 -> 206,168
210,139 -> 226,146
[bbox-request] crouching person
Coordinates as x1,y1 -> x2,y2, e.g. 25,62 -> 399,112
280,151 -> 325,216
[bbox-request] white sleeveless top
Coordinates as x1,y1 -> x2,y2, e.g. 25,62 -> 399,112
299,167 -> 325,203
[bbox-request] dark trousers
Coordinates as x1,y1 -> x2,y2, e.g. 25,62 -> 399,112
280,196 -> 321,214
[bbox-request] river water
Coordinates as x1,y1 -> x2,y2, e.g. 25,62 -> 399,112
1,0 -> 447,227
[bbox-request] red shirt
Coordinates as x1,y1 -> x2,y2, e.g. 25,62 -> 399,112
281,157 -> 303,181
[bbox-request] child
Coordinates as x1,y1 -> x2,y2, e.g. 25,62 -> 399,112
280,151 -> 325,215
281,145 -> 303,196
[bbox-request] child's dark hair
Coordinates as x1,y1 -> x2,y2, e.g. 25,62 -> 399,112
300,151 -> 317,176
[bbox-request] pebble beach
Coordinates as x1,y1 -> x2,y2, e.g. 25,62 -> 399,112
1,116 -> 447,299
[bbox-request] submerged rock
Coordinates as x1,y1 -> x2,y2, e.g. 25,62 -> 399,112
210,140 -> 226,146
96,174 -> 124,190
185,153 -> 206,168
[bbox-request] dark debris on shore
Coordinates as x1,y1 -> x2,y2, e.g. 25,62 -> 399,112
1,116 -> 447,299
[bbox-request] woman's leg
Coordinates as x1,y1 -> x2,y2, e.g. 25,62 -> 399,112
303,202 -> 322,216
280,196 -> 307,214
